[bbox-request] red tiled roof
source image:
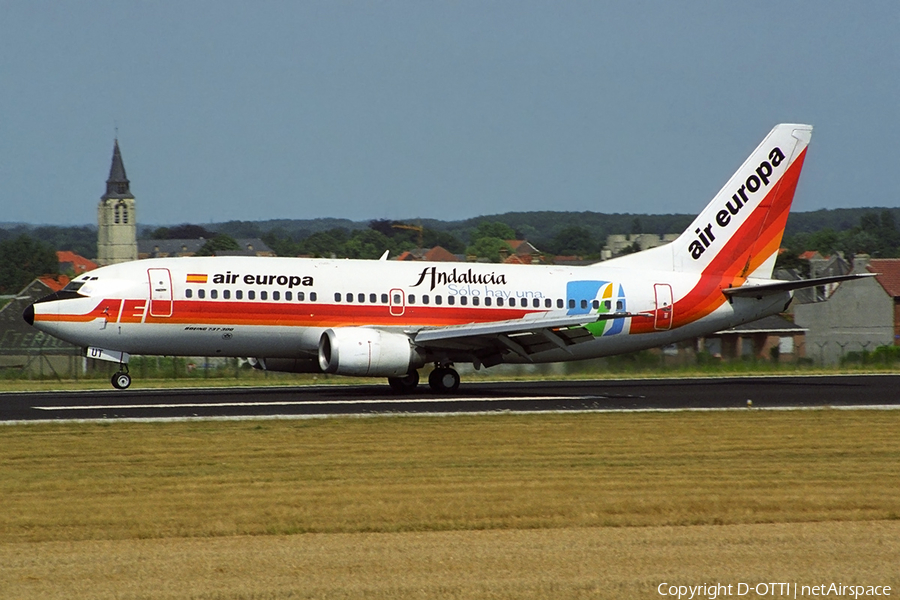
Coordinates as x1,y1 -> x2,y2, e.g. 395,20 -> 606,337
57,251 -> 98,274
868,259 -> 900,298
38,274 -> 71,292
424,246 -> 457,262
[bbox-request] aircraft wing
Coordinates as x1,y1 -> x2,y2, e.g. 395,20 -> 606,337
412,310 -> 649,366
722,273 -> 876,299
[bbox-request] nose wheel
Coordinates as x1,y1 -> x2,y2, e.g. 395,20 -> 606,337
111,368 -> 132,390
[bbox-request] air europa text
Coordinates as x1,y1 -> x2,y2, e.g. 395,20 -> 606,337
689,146 -> 786,260
210,272 -> 314,288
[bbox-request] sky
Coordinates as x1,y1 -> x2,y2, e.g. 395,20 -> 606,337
1,1 -> 898,226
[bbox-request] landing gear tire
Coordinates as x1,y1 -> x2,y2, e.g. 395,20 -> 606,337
428,367 -> 460,394
111,371 -> 132,390
388,370 -> 419,394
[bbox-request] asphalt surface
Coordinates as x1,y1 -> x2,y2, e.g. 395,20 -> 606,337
1,375 -> 898,422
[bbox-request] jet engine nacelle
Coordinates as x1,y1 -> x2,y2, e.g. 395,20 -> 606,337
318,327 -> 421,377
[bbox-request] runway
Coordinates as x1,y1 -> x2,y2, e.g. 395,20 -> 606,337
1,374 -> 899,422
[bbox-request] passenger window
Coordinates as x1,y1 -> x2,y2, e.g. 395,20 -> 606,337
533,298 -> 539,308
369,293 -> 377,303
285,291 -> 292,301
346,293 -> 353,303
616,300 -> 623,311
557,299 -> 564,309
592,300 -> 600,309
186,289 -> 193,298
358,293 -> 365,303
261,291 -> 268,301
198,289 -> 206,299
422,295 -> 430,305
580,299 -> 588,309
236,290 -> 243,300
297,292 -> 305,301
521,298 -> 528,307
448,296 -> 455,305
248,291 -> 256,300
393,294 -> 401,304
408,294 -> 415,304
472,297 -> 480,306
568,299 -> 576,309
310,292 -> 317,301
273,291 -> 280,301
381,293 -> 388,303
485,297 -> 492,307
545,298 -> 551,308
435,295 -> 442,305
460,296 -> 467,306
224,290 -> 231,300
604,300 -> 612,310
334,292 -> 341,302
211,289 -> 218,299
497,298 -> 504,307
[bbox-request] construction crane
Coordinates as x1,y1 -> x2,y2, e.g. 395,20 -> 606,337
391,222 -> 424,249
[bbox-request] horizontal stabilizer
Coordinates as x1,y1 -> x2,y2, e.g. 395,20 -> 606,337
722,273 -> 876,299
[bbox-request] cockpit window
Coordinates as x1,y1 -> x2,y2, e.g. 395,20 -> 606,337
63,281 -> 85,293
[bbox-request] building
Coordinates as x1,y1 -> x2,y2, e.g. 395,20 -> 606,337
602,233 -> 679,260
56,251 -> 98,276
793,256 -> 899,365
96,140 -> 138,266
0,276 -> 82,376
395,246 -> 460,262
137,238 -> 275,258
700,315 -> 807,362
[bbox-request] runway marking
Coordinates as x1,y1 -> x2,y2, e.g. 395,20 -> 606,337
32,395 -> 611,411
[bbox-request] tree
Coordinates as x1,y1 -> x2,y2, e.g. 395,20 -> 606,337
344,229 -> 391,259
472,221 -> 516,242
466,238 -> 514,263
196,234 -> 242,256
549,226 -> 596,256
0,235 -> 59,294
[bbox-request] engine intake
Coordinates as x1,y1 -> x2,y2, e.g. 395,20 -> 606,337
318,328 -> 420,377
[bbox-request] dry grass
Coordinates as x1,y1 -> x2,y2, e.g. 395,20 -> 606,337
2,521 -> 898,599
1,411 -> 898,598
1,411 -> 899,542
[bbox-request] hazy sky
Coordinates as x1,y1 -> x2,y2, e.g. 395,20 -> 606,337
1,1 -> 897,226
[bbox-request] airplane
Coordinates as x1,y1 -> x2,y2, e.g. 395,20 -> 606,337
23,123 -> 871,392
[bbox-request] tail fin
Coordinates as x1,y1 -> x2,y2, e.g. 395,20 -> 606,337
605,124 -> 812,280
674,123 -> 813,277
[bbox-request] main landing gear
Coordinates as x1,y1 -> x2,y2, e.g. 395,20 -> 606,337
387,364 -> 461,394
111,365 -> 131,390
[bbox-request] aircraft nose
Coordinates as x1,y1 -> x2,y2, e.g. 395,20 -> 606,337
23,303 -> 34,326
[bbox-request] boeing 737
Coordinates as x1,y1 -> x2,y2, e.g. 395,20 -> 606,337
23,124 -> 868,391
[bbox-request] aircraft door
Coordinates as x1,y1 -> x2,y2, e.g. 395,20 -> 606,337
148,268 -> 174,318
389,288 -> 406,316
654,283 -> 673,330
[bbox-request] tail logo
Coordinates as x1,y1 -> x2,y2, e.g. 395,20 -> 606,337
689,146 -> 786,260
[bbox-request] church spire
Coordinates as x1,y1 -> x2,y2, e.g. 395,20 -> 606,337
102,139 -> 134,200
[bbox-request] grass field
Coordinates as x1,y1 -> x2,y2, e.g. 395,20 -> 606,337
1,411 -> 898,598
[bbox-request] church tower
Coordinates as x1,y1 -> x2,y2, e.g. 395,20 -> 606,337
96,140 -> 138,266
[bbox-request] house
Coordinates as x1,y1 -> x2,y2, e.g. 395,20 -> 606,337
395,246 -> 460,262
138,238 -> 274,258
500,240 -> 547,264
700,315 -> 807,362
56,251 -> 98,275
0,275 -> 82,376
793,256 -> 898,365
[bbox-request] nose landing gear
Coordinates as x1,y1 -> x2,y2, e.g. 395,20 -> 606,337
111,365 -> 131,389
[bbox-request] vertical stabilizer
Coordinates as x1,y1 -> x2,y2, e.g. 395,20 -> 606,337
672,124 -> 813,278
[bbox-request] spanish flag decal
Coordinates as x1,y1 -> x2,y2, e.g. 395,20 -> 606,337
186,273 -> 208,284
